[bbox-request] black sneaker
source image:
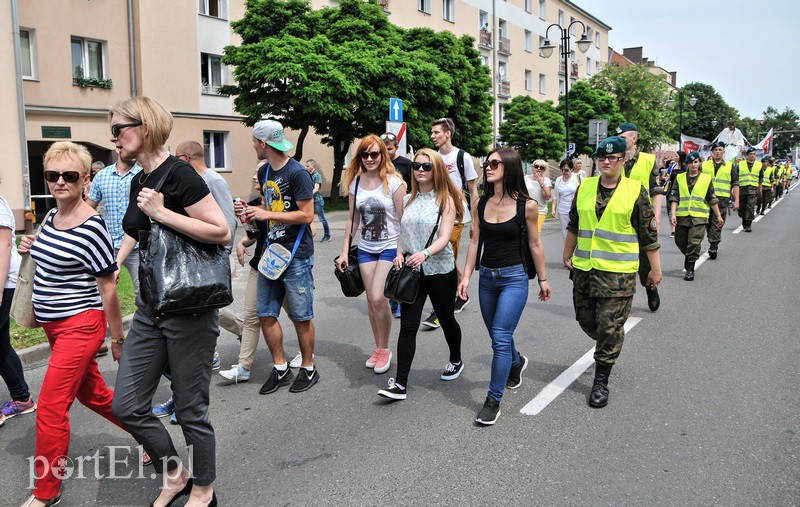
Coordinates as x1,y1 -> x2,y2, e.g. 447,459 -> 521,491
289,367 -> 319,393
476,397 -> 501,426
421,311 -> 441,329
454,295 -> 469,313
378,378 -> 407,400
259,367 -> 294,395
506,355 -> 528,389
441,361 -> 464,381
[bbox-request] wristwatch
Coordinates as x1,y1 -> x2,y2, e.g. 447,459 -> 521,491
111,337 -> 125,345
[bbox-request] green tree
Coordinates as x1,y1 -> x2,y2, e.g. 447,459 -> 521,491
589,64 -> 674,151
761,106 -> 800,158
555,81 -> 624,156
675,82 -> 737,142
498,95 -> 565,162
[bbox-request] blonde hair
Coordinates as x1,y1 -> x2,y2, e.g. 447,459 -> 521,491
341,134 -> 399,195
108,96 -> 173,153
43,141 -> 92,175
406,148 -> 464,221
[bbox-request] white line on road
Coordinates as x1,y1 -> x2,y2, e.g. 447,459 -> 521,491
520,317 -> 642,416
733,225 -> 743,234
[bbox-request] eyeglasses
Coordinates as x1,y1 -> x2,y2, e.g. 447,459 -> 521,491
360,151 -> 381,160
111,121 -> 142,138
596,155 -> 624,162
561,168 -> 570,172
380,133 -> 396,141
482,159 -> 502,169
174,153 -> 188,160
44,170 -> 82,183
412,162 -> 433,172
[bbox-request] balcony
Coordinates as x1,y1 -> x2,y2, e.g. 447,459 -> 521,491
498,36 -> 511,55
478,28 -> 492,48
378,0 -> 390,13
559,61 -> 566,75
498,79 -> 510,98
202,84 -> 221,95
570,62 -> 579,78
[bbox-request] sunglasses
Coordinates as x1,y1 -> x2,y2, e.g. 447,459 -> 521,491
561,168 -> 570,172
597,155 -> 624,162
111,121 -> 142,138
360,151 -> 381,160
412,162 -> 433,172
482,159 -> 502,169
380,133 -> 397,141
44,170 -> 82,183
534,164 -> 545,169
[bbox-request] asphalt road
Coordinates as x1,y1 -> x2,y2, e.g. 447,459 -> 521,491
3,186 -> 799,506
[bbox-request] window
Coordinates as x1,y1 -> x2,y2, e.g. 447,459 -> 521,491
596,60 -> 601,74
539,73 -> 546,94
498,19 -> 507,38
586,57 -> 592,76
499,103 -> 506,123
524,30 -> 532,52
20,28 -> 37,80
558,9 -> 564,27
525,0 -> 533,13
199,0 -> 227,19
71,36 -> 107,82
595,31 -> 601,48
443,0 -> 454,22
203,131 -> 229,170
480,55 -> 490,67
525,70 -> 532,91
498,61 -> 507,78
418,0 -> 430,13
539,0 -> 546,19
201,53 -> 227,93
479,10 -> 489,29
570,16 -> 576,35
559,78 -> 565,95
539,36 -> 546,56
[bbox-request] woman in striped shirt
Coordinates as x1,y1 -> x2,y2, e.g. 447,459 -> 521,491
18,141 -> 127,507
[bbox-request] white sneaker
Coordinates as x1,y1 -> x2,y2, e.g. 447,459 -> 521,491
218,364 -> 250,383
289,352 -> 314,368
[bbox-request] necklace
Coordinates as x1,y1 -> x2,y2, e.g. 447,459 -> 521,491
138,169 -> 155,185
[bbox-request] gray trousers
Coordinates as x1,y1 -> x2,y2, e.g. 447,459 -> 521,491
111,297 -> 219,485
115,246 -> 140,296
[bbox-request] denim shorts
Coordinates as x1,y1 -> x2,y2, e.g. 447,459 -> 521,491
256,255 -> 314,321
357,248 -> 397,264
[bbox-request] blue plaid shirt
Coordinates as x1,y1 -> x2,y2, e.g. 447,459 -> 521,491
87,162 -> 142,248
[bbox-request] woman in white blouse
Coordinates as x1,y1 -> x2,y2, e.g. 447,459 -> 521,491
523,159 -> 552,235
552,158 -> 582,239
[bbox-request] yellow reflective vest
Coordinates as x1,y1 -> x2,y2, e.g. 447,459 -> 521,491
701,160 -> 733,199
624,152 -> 655,202
761,166 -> 774,186
738,161 -> 762,187
675,172 -> 712,218
573,176 -> 642,274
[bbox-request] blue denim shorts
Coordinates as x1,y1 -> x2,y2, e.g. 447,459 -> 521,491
256,255 -> 314,321
357,248 -> 397,264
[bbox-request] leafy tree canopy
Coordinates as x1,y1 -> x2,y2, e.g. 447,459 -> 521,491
556,81 -> 624,156
498,95 -> 565,162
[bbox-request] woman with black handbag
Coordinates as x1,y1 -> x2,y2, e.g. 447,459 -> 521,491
110,97 -> 229,507
377,149 -> 464,400
458,147 -> 551,426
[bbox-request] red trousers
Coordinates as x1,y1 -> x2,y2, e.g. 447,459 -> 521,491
34,310 -> 126,499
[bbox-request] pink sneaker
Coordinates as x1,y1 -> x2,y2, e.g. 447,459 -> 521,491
365,349 -> 380,368
373,349 -> 392,374
0,397 -> 37,419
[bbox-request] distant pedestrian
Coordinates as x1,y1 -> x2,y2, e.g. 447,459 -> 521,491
701,141 -> 738,259
381,132 -> 413,192
572,157 -> 588,180
524,159 -> 552,236
552,158 -> 580,239
338,134 -> 405,374
458,147 -> 551,426
757,157 -> 775,214
306,159 -> 331,242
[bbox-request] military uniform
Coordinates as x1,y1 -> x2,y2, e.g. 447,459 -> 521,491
737,155 -> 762,232
701,158 -> 738,255
757,162 -> 775,214
623,151 -> 660,287
669,171 -> 718,279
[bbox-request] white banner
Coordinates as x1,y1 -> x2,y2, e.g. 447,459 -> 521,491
680,134 -> 713,160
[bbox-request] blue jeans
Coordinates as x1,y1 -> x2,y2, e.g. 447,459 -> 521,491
478,264 -> 529,402
314,200 -> 330,239
257,255 -> 315,321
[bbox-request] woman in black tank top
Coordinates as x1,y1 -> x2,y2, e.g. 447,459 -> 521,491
457,147 -> 551,426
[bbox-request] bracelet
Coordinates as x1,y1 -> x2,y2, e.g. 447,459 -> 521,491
111,337 -> 125,345
563,258 -> 572,264
422,249 -> 431,259
538,278 -> 547,283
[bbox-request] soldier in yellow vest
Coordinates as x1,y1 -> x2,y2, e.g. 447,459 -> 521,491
784,162 -> 793,193
563,136 -> 662,408
701,141 -> 739,259
774,163 -> 785,200
737,147 -> 762,232
757,157 -> 776,214
669,152 -> 724,280
614,122 -> 662,312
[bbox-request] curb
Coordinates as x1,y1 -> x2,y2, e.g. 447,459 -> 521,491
18,313 -> 135,369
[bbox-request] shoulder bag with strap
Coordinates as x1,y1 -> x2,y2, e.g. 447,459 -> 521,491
456,149 -> 471,211
334,175 -> 365,297
258,165 -> 307,279
10,208 -> 57,328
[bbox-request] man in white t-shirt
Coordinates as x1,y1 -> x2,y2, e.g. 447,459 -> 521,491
424,117 -> 479,328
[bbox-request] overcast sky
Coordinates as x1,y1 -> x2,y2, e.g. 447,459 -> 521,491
574,0 -> 800,119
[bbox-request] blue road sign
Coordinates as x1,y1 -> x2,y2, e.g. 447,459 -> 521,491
389,98 -> 403,122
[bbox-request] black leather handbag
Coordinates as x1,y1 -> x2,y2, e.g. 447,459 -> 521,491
139,162 -> 233,316
335,175 -> 365,297
384,205 -> 442,305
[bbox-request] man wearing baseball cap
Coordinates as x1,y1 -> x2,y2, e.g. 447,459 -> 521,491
737,147 -> 762,232
235,119 -> 320,394
614,122 -> 662,311
563,136 -> 662,408
701,141 -> 738,259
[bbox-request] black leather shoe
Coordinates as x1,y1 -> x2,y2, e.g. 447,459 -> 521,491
149,478 -> 193,507
646,287 -> 660,312
744,226 -> 752,232
684,261 -> 695,281
588,363 -> 612,408
708,245 -> 718,259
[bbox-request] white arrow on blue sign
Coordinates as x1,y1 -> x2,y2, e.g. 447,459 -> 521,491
389,98 -> 403,122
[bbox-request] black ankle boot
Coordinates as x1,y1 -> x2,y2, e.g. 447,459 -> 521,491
708,244 -> 718,259
589,363 -> 613,408
684,260 -> 695,281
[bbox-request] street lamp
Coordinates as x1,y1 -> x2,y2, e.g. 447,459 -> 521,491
711,119 -> 718,128
539,20 -> 591,156
666,91 -> 697,142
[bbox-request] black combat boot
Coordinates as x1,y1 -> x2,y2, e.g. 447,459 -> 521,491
588,363 -> 613,408
646,286 -> 660,312
708,243 -> 718,260
744,221 -> 752,232
684,260 -> 695,281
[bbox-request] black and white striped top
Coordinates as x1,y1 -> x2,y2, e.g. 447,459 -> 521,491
30,212 -> 117,322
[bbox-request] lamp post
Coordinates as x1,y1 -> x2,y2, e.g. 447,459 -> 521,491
539,21 -> 592,156
666,90 -> 697,143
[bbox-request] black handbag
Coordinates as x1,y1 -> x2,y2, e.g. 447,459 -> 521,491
384,205 -> 442,304
335,175 -> 365,297
139,162 -> 233,316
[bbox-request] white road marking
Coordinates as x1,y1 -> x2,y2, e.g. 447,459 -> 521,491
733,225 -> 743,234
695,251 -> 710,269
520,317 -> 642,416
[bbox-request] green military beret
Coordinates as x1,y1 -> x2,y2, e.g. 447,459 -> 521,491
685,151 -> 700,163
746,147 -> 757,154
711,141 -> 725,149
593,136 -> 627,156
614,122 -> 638,135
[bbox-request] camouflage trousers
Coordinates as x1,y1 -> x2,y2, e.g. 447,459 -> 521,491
675,223 -> 706,262
757,189 -> 773,214
738,191 -> 757,225
706,204 -> 728,245
573,289 -> 633,366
